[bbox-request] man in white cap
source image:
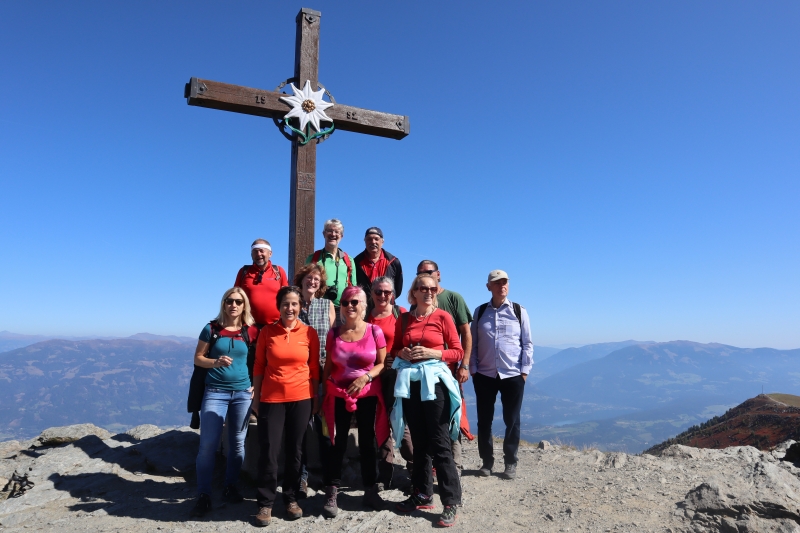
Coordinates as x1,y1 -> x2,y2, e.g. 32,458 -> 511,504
468,269 -> 533,480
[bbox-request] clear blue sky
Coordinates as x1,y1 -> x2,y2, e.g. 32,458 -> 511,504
1,1 -> 798,348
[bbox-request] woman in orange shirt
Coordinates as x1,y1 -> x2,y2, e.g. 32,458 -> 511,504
252,286 -> 320,526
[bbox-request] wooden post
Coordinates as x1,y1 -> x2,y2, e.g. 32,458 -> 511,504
288,8 -> 321,280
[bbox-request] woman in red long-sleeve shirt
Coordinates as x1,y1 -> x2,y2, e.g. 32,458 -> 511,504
390,273 -> 463,527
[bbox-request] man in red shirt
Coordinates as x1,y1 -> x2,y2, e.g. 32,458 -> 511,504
234,239 -> 288,327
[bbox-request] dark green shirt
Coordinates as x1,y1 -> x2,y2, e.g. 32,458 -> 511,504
412,288 -> 473,327
436,289 -> 473,327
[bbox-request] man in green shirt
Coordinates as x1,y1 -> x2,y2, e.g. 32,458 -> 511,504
305,218 -> 358,307
415,259 -> 474,472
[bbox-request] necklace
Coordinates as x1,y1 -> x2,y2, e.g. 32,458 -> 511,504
413,307 -> 434,322
411,310 -> 433,347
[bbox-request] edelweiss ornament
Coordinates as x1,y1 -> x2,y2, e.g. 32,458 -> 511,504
280,80 -> 334,133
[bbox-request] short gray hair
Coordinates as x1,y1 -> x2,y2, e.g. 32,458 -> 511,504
323,218 -> 344,232
371,276 -> 395,294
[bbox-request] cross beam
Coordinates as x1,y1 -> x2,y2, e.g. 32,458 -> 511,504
184,8 -> 409,278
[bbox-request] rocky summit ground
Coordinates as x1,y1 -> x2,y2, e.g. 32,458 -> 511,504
1,424 -> 800,532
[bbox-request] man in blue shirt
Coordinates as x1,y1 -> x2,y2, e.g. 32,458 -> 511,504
467,269 -> 534,480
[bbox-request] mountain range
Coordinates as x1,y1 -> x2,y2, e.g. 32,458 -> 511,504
0,338 -> 195,441
0,330 -> 195,353
462,340 -> 800,453
2,334 -> 799,453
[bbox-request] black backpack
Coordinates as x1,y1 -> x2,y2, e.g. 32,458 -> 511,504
187,321 -> 254,429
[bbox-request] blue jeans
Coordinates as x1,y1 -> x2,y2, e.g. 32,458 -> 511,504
196,387 -> 251,497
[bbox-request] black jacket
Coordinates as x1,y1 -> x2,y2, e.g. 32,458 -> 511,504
353,249 -> 403,301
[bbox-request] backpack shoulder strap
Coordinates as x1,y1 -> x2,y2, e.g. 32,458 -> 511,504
512,302 -> 522,326
236,265 -> 250,286
312,250 -> 322,264
240,325 -> 251,348
400,313 -> 409,342
340,250 -> 353,286
207,321 -> 222,354
476,303 -> 490,323
392,305 -> 400,318
272,265 -> 281,282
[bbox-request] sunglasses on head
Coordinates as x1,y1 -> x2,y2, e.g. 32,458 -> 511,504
342,299 -> 361,308
416,286 -> 436,294
417,269 -> 437,275
225,298 -> 244,306
373,289 -> 393,297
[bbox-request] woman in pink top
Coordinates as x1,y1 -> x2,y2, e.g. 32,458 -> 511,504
321,286 -> 387,518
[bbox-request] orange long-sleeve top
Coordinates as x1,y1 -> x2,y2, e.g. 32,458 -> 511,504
254,320 -> 320,403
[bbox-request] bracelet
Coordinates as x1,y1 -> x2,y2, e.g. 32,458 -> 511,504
366,373 -> 373,383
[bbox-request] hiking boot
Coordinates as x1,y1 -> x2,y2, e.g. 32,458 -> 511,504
190,493 -> 212,517
222,485 -> 244,504
395,490 -> 434,513
254,506 -> 271,527
477,463 -> 492,477
502,463 -> 517,480
438,505 -> 458,527
297,477 -> 308,499
363,484 -> 384,510
322,486 -> 338,518
285,501 -> 303,520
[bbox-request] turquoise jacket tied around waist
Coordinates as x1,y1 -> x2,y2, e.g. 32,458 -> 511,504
390,358 -> 462,447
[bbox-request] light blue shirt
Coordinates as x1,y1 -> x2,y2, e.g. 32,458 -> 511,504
390,358 -> 462,446
469,298 -> 534,379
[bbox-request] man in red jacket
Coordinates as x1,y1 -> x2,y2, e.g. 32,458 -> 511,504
354,227 -> 403,302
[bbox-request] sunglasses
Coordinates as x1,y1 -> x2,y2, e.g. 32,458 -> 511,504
225,298 -> 244,306
416,286 -> 437,294
373,290 -> 393,297
417,270 -> 437,275
342,299 -> 361,308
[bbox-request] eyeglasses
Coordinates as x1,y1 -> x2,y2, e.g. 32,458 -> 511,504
416,286 -> 437,294
342,299 -> 361,308
417,270 -> 438,275
225,298 -> 244,306
373,290 -> 393,297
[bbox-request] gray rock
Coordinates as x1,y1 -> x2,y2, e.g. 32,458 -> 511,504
123,424 -> 163,441
0,441 -> 22,459
35,424 -> 111,446
684,460 -> 800,525
538,440 -> 551,450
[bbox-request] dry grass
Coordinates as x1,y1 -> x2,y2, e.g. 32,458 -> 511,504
767,393 -> 800,408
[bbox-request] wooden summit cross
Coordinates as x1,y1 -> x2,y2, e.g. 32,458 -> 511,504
184,7 -> 409,277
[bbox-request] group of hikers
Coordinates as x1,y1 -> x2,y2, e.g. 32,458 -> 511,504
188,219 -> 534,527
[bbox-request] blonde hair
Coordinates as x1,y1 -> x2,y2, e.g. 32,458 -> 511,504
407,274 -> 439,308
214,287 -> 255,327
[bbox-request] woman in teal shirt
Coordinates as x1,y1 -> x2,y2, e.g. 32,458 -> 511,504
191,287 -> 258,518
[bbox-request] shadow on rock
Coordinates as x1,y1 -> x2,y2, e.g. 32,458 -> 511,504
49,472 -> 254,523
69,429 -> 199,479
